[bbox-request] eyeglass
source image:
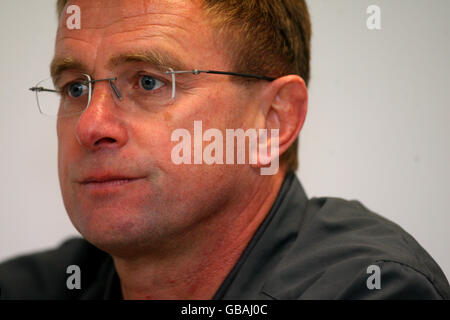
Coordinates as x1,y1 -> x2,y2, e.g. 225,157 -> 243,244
29,67 -> 275,118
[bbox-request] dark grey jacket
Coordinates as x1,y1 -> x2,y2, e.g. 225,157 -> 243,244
1,172 -> 448,299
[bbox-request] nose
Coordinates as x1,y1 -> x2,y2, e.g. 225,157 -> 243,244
75,81 -> 128,151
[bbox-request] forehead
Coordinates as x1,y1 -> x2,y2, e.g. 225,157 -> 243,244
54,0 -> 227,74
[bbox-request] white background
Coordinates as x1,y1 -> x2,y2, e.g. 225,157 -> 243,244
0,1 -> 449,281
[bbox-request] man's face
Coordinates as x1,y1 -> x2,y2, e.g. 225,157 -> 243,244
56,0 -> 262,256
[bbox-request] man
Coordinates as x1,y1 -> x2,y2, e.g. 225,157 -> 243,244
0,0 -> 448,300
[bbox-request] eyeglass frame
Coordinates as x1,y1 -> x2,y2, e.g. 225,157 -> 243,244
29,68 -> 276,116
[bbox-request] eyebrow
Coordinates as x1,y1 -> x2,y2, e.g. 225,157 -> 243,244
50,49 -> 189,82
50,57 -> 89,84
106,49 -> 189,72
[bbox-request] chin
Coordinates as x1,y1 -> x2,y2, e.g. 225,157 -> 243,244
67,202 -> 176,257
79,220 -> 153,257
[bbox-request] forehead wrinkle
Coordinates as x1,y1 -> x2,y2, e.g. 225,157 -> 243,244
58,0 -> 209,50
53,35 -> 99,80
98,20 -> 192,42
59,0 -> 199,34
93,13 -> 200,48
56,11 -> 202,66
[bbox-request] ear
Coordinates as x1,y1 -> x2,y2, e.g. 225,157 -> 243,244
255,75 -> 308,168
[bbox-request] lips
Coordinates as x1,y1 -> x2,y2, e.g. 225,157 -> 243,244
79,173 -> 145,190
81,175 -> 139,184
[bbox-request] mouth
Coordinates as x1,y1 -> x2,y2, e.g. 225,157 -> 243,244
79,175 -> 145,192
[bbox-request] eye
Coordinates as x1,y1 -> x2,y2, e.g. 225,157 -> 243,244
67,82 -> 88,98
139,75 -> 164,91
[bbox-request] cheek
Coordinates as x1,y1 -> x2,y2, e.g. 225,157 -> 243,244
200,87 -> 254,130
169,88 -> 243,132
131,119 -> 174,167
135,89 -> 251,176
57,119 -> 78,184
56,120 -> 79,225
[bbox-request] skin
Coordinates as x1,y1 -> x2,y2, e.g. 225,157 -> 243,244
55,0 -> 307,299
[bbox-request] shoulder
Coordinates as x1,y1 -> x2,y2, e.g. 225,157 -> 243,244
0,238 -> 109,299
262,196 -> 450,299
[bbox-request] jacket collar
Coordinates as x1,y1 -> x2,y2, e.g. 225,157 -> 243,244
213,171 -> 309,299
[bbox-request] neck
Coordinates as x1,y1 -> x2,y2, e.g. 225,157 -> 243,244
113,171 -> 286,300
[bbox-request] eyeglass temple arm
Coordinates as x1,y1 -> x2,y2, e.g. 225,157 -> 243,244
29,87 -> 59,93
28,77 -> 117,92
166,69 -> 275,81
29,77 -> 123,101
